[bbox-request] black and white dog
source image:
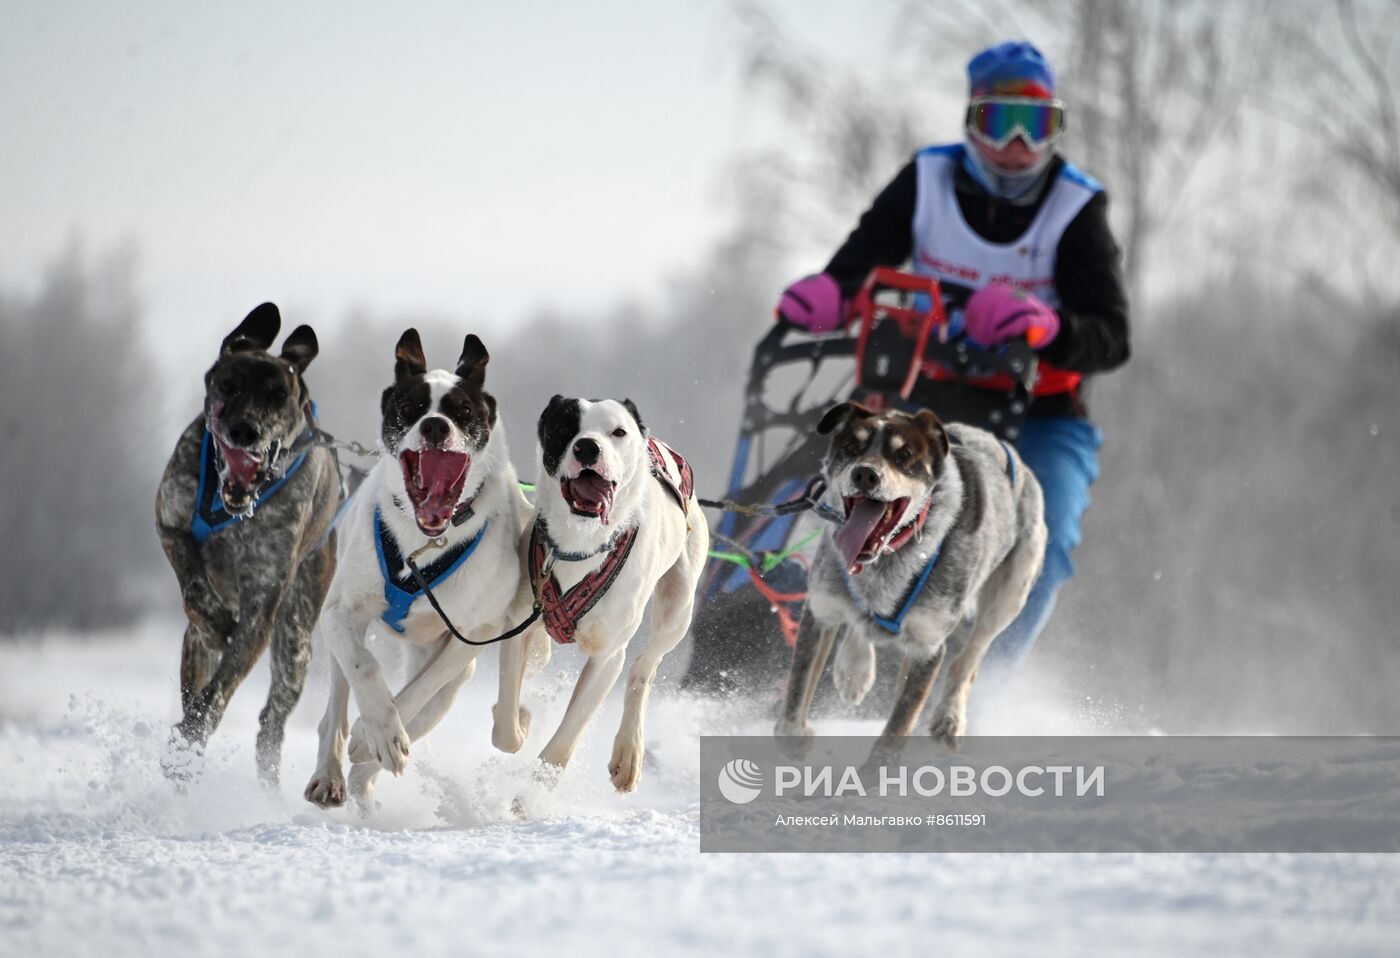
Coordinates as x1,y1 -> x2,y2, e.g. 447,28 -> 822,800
493,396 -> 708,792
156,303 -> 340,782
303,329 -> 531,813
777,402 -> 1046,751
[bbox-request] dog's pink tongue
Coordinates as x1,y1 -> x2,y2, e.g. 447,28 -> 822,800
416,450 -> 469,526
571,472 -> 612,503
221,445 -> 261,490
568,471 -> 615,523
834,499 -> 886,573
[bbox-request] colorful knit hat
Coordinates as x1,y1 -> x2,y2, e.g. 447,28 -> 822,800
967,41 -> 1055,99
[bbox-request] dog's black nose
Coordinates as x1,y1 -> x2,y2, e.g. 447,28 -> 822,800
850,465 -> 880,494
419,416 -> 450,445
227,420 -> 261,447
573,438 -> 600,466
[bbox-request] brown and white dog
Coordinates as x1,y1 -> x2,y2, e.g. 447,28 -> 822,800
155,303 -> 340,783
776,402 -> 1046,753
303,330 -> 532,814
493,396 -> 708,792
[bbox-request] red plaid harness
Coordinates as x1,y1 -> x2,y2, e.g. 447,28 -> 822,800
529,437 -> 694,644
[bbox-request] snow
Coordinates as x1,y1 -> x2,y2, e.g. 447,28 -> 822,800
2,623 -> 1398,957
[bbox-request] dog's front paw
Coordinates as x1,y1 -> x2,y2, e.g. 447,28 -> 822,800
161,731 -> 204,786
609,737 -> 643,793
348,711 -> 411,775
304,767 -> 347,808
929,709 -> 966,752
832,636 -> 877,707
491,704 -> 531,753
773,719 -> 815,758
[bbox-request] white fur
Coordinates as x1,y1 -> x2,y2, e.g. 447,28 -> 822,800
494,399 -> 709,793
303,379 -> 532,814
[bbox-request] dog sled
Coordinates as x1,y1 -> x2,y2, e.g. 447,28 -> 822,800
679,268 -> 1039,693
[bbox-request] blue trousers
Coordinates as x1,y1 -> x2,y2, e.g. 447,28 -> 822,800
980,417 -> 1102,671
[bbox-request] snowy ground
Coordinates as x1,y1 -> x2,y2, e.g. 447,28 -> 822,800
2,622 -> 1397,957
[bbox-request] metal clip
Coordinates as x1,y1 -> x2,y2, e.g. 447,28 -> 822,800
408,536 -> 449,563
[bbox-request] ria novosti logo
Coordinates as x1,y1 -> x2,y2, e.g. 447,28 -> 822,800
715,756 -> 1106,803
717,758 -> 764,804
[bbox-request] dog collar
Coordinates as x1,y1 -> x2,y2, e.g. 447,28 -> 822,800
534,515 -> 630,563
191,402 -> 320,544
375,507 -> 488,633
529,520 -> 638,644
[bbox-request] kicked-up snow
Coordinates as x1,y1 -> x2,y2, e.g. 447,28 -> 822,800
1,622 -> 1397,957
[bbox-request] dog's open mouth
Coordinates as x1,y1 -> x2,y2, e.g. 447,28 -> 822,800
835,495 -> 911,574
561,469 -> 616,523
212,432 -> 267,514
400,448 -> 470,535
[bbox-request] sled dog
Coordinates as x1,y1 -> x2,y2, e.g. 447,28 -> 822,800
776,402 -> 1046,751
156,303 -> 340,782
493,396 -> 708,792
304,329 -> 530,812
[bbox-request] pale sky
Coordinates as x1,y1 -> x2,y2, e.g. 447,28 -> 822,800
0,1 -> 898,368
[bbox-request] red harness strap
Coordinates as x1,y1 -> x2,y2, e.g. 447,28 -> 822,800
530,523 -> 639,644
647,437 -> 694,515
532,436 -> 692,645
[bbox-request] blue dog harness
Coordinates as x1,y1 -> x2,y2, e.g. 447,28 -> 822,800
374,507 -> 488,633
838,438 -> 1018,635
190,403 -> 321,544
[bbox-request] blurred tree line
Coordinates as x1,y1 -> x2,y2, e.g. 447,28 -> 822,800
3,0 -> 1395,733
0,242 -> 157,632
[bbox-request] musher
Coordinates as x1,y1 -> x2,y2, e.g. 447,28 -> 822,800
775,41 -> 1131,671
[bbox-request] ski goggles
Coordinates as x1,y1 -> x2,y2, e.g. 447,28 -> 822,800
966,96 -> 1067,150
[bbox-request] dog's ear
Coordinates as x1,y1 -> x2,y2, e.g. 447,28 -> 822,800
621,398 -> 646,434
456,334 -> 489,391
817,401 -> 873,436
279,325 -> 319,375
222,302 -> 281,354
541,394 -> 566,421
913,409 -> 950,457
538,394 -> 568,441
394,328 -> 427,382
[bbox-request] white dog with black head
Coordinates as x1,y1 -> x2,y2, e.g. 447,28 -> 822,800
493,396 -> 707,792
304,329 -> 532,814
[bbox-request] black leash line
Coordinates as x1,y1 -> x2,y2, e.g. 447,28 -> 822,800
405,554 -> 543,647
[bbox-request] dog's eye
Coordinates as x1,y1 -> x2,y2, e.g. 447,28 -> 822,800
842,440 -> 862,456
611,427 -> 627,438
268,388 -> 288,404
895,447 -> 913,463
220,377 -> 240,396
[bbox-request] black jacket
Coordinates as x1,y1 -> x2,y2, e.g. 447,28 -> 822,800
824,152 -> 1131,416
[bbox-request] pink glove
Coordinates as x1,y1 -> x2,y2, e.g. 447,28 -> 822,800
963,284 -> 1060,349
776,273 -> 847,333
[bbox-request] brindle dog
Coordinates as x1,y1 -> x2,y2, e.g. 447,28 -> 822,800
155,302 -> 340,783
